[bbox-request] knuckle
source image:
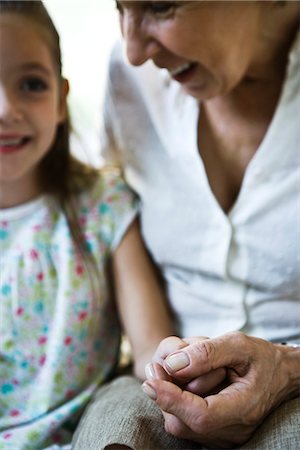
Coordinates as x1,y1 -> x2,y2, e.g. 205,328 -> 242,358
164,417 -> 185,436
192,411 -> 213,434
227,331 -> 251,354
229,331 -> 247,342
241,405 -> 264,427
192,340 -> 216,369
160,390 -> 180,413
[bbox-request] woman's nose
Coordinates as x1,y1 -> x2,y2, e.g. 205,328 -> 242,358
0,87 -> 23,124
121,11 -> 161,66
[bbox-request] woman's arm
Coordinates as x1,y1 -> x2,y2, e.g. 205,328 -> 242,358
112,219 -> 174,380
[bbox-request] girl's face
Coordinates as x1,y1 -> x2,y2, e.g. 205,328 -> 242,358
0,14 -> 67,204
117,1 -> 262,100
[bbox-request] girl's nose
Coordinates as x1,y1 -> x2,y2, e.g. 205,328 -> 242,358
0,87 -> 23,124
121,11 -> 161,66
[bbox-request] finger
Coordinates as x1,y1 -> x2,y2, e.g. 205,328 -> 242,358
146,363 -> 227,394
161,410 -> 200,442
142,379 -> 256,448
185,367 -> 227,395
142,379 -> 214,433
182,336 -> 209,345
152,336 -> 210,366
142,379 -> 244,434
152,336 -> 188,366
163,332 -> 252,378
145,362 -> 173,382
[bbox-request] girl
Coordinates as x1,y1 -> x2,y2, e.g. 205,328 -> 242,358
0,1 -> 173,449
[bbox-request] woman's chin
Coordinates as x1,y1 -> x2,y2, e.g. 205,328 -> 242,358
182,83 -> 220,101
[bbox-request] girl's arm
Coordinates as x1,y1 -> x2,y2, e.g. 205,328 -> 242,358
112,219 -> 174,380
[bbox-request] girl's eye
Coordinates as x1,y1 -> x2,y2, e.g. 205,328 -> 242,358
21,77 -> 48,93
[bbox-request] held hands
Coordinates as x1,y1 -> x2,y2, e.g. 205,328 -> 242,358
142,332 -> 295,448
148,336 -> 227,396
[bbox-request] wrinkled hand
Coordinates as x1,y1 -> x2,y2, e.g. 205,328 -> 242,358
148,336 -> 227,396
143,332 -> 294,448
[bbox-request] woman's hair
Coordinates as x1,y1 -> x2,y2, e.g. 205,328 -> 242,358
0,0 -> 100,295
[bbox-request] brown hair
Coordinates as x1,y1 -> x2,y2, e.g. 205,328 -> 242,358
0,0 -> 100,294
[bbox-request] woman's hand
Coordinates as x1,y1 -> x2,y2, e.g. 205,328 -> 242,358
148,335 -> 227,396
143,332 -> 300,448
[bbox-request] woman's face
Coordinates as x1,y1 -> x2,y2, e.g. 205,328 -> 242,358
116,1 -> 262,100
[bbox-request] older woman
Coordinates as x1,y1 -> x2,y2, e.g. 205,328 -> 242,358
73,1 -> 300,449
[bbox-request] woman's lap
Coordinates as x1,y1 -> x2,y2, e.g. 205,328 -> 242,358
72,376 -> 299,450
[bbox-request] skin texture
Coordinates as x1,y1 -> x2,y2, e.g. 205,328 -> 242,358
0,14 -> 67,208
114,1 -> 300,447
143,334 -> 300,448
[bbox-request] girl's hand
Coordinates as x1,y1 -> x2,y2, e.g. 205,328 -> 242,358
146,335 -> 227,396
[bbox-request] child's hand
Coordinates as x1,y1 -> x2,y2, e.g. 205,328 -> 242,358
145,336 -> 227,396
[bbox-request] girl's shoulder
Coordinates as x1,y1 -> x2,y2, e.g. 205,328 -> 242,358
67,157 -> 137,208
79,165 -> 136,205
75,165 -> 138,225
75,166 -> 139,252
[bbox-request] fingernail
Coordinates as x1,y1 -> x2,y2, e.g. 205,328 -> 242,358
165,351 -> 190,373
141,382 -> 157,400
145,363 -> 156,380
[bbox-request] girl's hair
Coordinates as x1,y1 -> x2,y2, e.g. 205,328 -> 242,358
0,0 -> 100,295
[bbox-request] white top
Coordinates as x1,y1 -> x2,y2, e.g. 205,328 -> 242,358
0,170 -> 137,449
101,33 -> 300,343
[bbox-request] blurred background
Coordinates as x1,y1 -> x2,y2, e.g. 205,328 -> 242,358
44,0 -> 120,166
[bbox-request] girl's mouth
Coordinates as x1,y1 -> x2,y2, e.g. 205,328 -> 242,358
0,136 -> 31,154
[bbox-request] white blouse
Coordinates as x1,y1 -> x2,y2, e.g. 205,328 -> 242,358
100,33 -> 300,343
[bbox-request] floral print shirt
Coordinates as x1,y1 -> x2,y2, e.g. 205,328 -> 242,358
0,169 -> 138,449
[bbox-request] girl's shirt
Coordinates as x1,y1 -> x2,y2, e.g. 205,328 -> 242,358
0,169 -> 138,450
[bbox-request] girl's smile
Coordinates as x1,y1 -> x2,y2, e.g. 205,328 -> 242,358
0,13 -> 67,206
0,134 -> 31,154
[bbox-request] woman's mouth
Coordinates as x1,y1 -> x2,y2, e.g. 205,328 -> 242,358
0,136 -> 31,154
169,62 -> 197,83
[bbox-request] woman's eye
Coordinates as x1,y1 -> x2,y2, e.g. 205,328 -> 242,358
21,77 -> 48,93
115,1 -> 178,18
148,2 -> 177,16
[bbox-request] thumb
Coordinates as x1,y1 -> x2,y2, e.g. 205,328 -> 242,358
142,379 -> 209,430
163,332 -> 251,378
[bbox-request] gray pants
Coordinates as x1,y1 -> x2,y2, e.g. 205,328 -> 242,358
72,376 -> 300,450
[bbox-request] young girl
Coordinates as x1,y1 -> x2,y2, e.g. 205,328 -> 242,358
0,1 -> 173,449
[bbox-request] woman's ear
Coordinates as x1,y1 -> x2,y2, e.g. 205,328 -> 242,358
58,78 -> 69,122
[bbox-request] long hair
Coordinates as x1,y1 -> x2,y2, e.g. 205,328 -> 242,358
0,0 -> 100,297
